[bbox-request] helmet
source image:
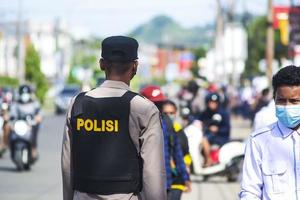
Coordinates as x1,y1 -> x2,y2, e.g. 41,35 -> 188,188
205,92 -> 220,104
19,84 -> 32,95
140,85 -> 166,102
18,84 -> 32,103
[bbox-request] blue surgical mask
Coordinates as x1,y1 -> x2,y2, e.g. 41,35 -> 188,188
167,114 -> 176,122
276,105 -> 300,128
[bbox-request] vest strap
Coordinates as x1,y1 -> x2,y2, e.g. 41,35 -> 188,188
71,92 -> 87,117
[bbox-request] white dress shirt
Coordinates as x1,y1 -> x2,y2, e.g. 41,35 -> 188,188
240,121 -> 300,200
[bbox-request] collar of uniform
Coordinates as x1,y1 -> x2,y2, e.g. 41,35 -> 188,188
277,121 -> 294,139
100,80 -> 130,90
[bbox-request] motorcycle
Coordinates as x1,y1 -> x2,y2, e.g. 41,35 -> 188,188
184,120 -> 245,182
9,115 -> 36,171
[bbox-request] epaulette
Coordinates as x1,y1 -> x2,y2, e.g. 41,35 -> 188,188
251,126 -> 271,138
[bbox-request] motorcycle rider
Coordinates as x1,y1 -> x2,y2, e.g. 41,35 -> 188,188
198,92 -> 231,167
9,84 -> 42,161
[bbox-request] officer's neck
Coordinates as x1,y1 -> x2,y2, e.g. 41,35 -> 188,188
106,74 -> 130,86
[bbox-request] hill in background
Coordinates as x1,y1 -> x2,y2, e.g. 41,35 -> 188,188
128,15 -> 214,48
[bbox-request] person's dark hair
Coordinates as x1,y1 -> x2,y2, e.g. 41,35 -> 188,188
162,100 -> 177,111
187,80 -> 199,94
272,65 -> 300,97
104,60 -> 134,75
154,101 -> 164,112
261,88 -> 270,96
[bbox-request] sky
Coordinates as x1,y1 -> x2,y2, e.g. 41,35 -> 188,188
0,0 -> 292,38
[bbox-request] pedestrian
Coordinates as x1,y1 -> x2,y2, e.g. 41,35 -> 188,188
250,88 -> 271,123
61,36 -> 167,200
140,85 -> 191,200
162,100 -> 192,200
240,65 -> 300,199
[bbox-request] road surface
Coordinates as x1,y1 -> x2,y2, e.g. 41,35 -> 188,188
0,114 -> 251,200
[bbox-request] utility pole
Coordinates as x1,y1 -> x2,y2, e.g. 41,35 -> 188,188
227,0 -> 239,88
16,0 -> 24,82
266,0 -> 274,88
215,0 -> 225,83
215,0 -> 224,46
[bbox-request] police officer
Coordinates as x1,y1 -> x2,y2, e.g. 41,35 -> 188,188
61,36 -> 167,200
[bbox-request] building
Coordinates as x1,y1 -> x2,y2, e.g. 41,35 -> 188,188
200,23 -> 247,86
0,19 -> 73,82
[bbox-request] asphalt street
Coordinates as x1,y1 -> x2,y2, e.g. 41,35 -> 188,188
0,114 -> 251,200
0,114 -> 64,200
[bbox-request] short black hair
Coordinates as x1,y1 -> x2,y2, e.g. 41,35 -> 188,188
272,65 -> 300,97
105,60 -> 133,75
162,100 -> 177,111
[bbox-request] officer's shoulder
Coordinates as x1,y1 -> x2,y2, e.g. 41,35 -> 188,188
251,123 -> 276,138
131,93 -> 158,112
131,93 -> 155,106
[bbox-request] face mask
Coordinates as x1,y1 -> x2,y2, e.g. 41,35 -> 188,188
167,114 -> 176,122
276,105 -> 300,128
20,93 -> 31,103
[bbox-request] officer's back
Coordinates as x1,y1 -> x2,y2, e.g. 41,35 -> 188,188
61,36 -> 167,200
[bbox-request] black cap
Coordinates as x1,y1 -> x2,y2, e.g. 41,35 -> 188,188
101,36 -> 138,62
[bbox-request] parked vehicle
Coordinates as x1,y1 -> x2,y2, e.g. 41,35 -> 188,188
9,115 -> 36,171
55,85 -> 80,114
184,120 -> 245,182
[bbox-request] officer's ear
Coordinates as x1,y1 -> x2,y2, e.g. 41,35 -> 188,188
130,61 -> 138,80
132,60 -> 138,74
99,58 -> 105,71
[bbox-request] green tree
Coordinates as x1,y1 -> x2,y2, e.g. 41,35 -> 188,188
25,43 -> 48,104
68,38 -> 103,87
244,16 -> 288,78
0,76 -> 19,88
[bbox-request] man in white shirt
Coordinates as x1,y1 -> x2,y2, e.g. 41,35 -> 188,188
240,65 -> 300,200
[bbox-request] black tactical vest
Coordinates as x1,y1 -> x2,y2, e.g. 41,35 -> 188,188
70,91 -> 142,195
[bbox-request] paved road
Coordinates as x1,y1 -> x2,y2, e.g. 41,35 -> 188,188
0,114 -> 64,200
0,115 -> 251,200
